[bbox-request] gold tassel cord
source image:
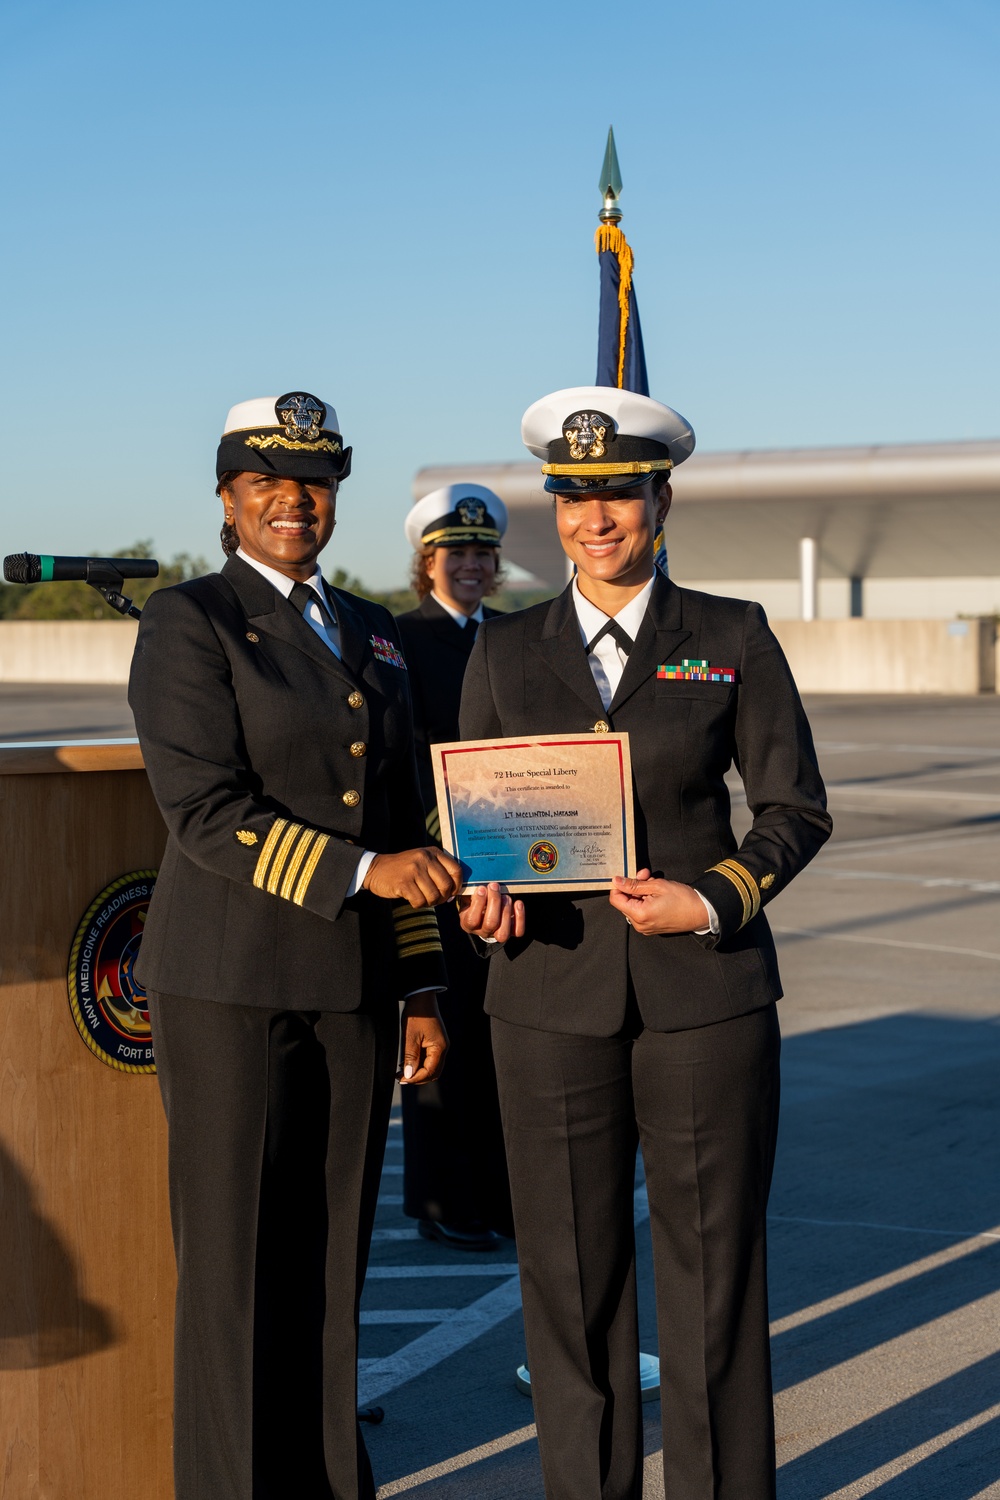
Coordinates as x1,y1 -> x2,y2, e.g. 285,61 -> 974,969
595,223 -> 634,390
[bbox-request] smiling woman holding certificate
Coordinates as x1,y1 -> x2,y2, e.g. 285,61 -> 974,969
457,386 -> 832,1500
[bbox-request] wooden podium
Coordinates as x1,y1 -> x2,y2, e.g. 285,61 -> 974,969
0,743 -> 173,1500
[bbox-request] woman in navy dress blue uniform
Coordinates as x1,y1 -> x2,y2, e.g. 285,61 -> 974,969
129,393 -> 463,1500
396,484 -> 514,1248
458,386 -> 832,1500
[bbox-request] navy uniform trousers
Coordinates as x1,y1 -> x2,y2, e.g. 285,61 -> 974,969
130,556 -> 446,1500
148,992 -> 397,1500
460,577 -> 831,1500
396,594 -> 513,1235
492,999 -> 780,1500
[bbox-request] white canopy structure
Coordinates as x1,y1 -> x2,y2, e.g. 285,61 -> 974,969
413,439 -> 1000,619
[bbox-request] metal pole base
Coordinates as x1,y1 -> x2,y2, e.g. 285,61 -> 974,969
515,1351 -> 660,1402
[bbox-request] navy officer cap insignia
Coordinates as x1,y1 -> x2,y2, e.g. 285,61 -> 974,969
563,410 -> 613,461
216,392 -> 352,483
457,497 -> 486,526
522,386 -> 695,494
405,483 -> 509,551
276,392 -> 325,443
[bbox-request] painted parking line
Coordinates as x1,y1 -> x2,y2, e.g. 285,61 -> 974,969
803,867 -> 1000,892
772,925 -> 1000,963
361,1184 -> 650,1408
815,742 -> 1000,759
359,1275 -> 523,1405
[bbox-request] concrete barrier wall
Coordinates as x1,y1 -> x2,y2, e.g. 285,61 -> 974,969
0,616 -> 996,693
0,621 -> 139,684
770,617 -> 996,694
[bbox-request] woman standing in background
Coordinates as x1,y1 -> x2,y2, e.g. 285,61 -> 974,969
396,484 -> 514,1248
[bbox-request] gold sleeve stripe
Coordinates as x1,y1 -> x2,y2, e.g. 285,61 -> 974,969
392,905 -> 443,956
394,912 -> 440,931
292,832 -> 330,906
425,807 -> 442,842
280,827 -> 317,901
718,858 -> 761,919
253,818 -> 288,889
266,821 -> 301,895
709,862 -> 753,928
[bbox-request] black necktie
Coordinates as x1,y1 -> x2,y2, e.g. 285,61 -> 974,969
289,580 -> 335,628
585,619 -> 634,656
465,617 -> 480,644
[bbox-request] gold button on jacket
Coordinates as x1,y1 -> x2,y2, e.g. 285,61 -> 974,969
348,691 -> 364,709
593,720 -> 610,733
342,789 -> 361,808
349,741 -> 367,758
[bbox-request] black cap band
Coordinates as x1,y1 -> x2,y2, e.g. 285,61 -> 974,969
216,431 -> 352,483
420,501 -> 501,547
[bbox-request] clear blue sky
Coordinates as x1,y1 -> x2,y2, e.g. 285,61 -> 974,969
1,0 -> 997,587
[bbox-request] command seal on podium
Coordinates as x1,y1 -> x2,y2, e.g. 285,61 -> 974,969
67,871 -> 158,1074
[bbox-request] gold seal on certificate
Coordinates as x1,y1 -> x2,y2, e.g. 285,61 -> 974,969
430,733 -> 636,893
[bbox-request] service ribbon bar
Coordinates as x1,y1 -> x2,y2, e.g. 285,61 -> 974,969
657,658 -> 736,683
370,635 -> 408,669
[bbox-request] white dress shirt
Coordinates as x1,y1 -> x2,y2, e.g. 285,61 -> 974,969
431,592 -> 485,629
571,575 -> 719,937
237,548 -> 342,655
572,577 -> 655,712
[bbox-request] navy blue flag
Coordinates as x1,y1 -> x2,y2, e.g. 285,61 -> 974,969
595,224 -> 649,395
595,223 -> 667,572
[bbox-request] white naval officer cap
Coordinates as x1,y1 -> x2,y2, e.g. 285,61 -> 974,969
521,386 -> 695,493
216,391 -> 351,482
405,484 -> 508,551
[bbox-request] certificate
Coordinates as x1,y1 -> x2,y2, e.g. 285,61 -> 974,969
431,733 -> 636,894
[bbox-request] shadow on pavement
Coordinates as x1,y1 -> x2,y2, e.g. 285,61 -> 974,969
368,1011 -> 1000,1498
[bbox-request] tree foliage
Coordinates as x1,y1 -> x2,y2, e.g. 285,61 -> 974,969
0,548 -> 552,621
0,541 -> 210,620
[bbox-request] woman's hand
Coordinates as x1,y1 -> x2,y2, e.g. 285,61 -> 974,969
608,868 -> 708,936
458,882 -> 526,944
363,848 -> 463,907
398,992 -> 449,1084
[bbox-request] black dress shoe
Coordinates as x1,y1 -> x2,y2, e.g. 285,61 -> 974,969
417,1219 -> 502,1251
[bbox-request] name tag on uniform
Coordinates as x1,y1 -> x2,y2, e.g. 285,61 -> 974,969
370,634 -> 408,669
657,658 -> 736,683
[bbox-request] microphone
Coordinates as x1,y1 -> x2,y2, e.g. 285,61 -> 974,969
3,554 -> 159,585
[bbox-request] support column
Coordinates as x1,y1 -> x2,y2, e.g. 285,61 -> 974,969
800,537 -> 818,621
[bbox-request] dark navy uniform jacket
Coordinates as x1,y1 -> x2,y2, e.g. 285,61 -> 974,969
396,594 -> 500,816
459,574 -> 832,1036
129,553 -> 445,1010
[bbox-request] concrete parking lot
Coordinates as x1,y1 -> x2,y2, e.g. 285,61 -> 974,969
363,694 -> 1000,1500
5,687 -> 999,1498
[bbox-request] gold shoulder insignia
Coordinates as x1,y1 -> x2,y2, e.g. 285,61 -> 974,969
761,873 -> 775,889
236,829 -> 258,846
